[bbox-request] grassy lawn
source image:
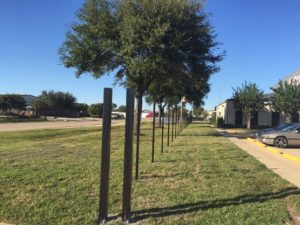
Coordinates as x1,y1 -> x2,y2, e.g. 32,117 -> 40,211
0,117 -> 46,123
1,123 -> 300,225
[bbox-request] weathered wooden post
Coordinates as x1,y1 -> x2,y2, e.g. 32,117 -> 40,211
172,107 -> 174,142
177,106 -> 180,133
122,88 -> 135,222
175,105 -> 177,138
98,88 -> 112,224
180,99 -> 183,132
152,102 -> 156,163
135,96 -> 142,180
161,107 -> 164,153
167,105 -> 170,146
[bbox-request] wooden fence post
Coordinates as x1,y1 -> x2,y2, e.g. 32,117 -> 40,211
98,88 -> 112,223
122,88 -> 135,222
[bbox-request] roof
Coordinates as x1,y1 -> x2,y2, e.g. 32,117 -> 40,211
273,68 -> 300,88
215,98 -> 233,107
20,95 -> 37,106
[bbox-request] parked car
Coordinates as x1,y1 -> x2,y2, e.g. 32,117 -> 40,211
256,123 -> 291,139
258,123 -> 300,148
111,113 -> 124,119
145,112 -> 154,118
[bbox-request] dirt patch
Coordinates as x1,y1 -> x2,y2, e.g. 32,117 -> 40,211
287,205 -> 300,225
0,119 -> 125,132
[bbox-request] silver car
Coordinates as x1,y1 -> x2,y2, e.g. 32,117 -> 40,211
255,123 -> 290,139
259,123 -> 300,148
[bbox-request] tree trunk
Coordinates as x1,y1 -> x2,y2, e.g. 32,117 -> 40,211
286,113 -> 292,123
135,95 -> 143,180
157,103 -> 162,127
246,113 -> 251,129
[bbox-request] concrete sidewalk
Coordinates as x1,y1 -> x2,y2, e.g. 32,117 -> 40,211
217,129 -> 300,188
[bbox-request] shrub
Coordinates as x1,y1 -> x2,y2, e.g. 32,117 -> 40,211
216,117 -> 224,128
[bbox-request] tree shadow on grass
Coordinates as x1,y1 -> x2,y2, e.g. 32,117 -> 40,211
140,171 -> 188,180
130,187 -> 300,223
217,131 -> 257,139
179,132 -> 222,137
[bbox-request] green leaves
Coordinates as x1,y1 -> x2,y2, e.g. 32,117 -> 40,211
232,82 -> 265,114
59,0 -> 119,78
59,0 -> 223,102
32,91 -> 77,116
88,103 -> 104,117
271,80 -> 300,115
0,94 -> 26,111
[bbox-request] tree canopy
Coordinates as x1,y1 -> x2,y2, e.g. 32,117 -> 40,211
59,0 -> 223,179
89,103 -> 104,117
0,94 -> 26,114
59,0 -> 222,99
271,80 -> 300,122
117,105 -> 126,112
232,82 -> 265,129
32,91 -> 77,117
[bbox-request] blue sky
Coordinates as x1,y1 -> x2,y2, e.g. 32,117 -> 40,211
0,1 -> 299,110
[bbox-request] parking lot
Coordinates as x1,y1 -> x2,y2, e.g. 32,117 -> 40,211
220,128 -> 300,154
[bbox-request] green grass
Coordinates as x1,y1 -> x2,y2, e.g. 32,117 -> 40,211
0,117 -> 46,123
1,123 -> 300,225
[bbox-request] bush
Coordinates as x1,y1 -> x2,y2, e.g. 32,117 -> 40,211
221,124 -> 235,128
216,117 -> 224,128
17,115 -> 29,119
210,113 -> 216,125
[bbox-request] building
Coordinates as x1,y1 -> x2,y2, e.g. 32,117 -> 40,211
20,95 -> 37,106
215,69 -> 300,128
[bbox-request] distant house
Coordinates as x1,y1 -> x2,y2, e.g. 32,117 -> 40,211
215,69 -> 300,128
20,95 -> 37,106
20,95 -> 37,116
206,110 -> 216,120
215,98 -> 286,128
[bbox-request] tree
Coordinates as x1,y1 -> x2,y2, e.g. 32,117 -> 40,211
75,103 -> 89,116
118,105 -> 126,112
193,106 -> 204,119
271,80 -> 300,123
59,0 -> 222,179
0,94 -> 26,115
10,95 -> 26,113
32,95 -> 49,120
89,103 -> 104,117
33,91 -> 77,117
232,82 -> 265,129
112,103 -> 117,111
0,95 -> 10,115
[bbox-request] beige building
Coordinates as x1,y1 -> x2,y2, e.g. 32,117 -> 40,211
215,99 -> 288,128
215,69 -> 300,128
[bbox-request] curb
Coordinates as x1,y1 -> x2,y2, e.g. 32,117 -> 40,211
246,138 -> 300,164
266,147 -> 282,154
283,153 -> 300,164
